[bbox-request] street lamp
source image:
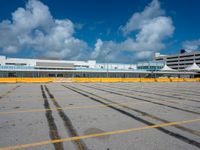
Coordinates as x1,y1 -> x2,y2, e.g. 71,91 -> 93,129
105,51 -> 111,78
107,62 -> 109,78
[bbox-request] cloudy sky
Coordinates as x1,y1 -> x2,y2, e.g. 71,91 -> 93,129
0,0 -> 200,63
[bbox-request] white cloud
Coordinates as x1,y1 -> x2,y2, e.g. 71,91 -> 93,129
91,38 -> 155,62
0,0 -> 174,63
133,16 -> 174,51
0,0 -> 88,59
182,39 -> 200,51
121,0 -> 165,35
92,0 -> 174,62
91,39 -> 103,58
91,39 -> 122,62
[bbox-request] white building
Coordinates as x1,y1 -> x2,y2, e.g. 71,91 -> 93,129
0,55 -> 137,77
0,55 -> 198,78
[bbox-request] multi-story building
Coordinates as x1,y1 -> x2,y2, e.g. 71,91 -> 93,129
154,51 -> 200,70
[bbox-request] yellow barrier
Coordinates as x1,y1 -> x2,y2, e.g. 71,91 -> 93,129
183,78 -> 199,82
52,78 -> 72,83
73,78 -> 123,83
170,78 -> 185,82
16,78 -> 53,83
0,77 -> 199,83
0,78 -> 17,83
72,78 -> 101,82
155,78 -> 171,82
122,78 -> 141,82
89,78 -> 102,82
195,78 -> 200,82
72,78 -> 200,83
101,78 -> 122,82
140,78 -> 155,82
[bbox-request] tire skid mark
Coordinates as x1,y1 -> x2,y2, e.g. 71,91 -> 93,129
101,84 -> 200,103
117,84 -> 200,99
44,85 -> 88,150
40,85 -> 64,150
124,83 -> 200,101
63,85 -> 200,137
133,83 -> 200,97
98,84 -> 200,108
83,84 -> 200,115
141,86 -> 200,97
62,85 -> 200,149
102,85 -> 180,104
136,84 -> 200,96
0,85 -> 21,100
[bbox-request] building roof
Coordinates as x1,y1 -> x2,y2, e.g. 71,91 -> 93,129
161,64 -> 176,71
185,62 -> 200,71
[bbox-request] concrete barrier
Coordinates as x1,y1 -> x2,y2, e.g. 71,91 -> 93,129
170,78 -> 185,82
73,78 -> 123,83
72,78 -> 99,82
0,78 -> 17,83
17,78 -> 53,83
89,78 -> 103,82
0,77 -> 199,83
53,78 -> 72,83
155,78 -> 171,82
101,78 -> 122,82
122,78 -> 141,82
140,78 -> 155,82
183,78 -> 199,82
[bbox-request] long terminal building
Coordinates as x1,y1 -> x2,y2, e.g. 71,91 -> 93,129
0,52 -> 199,78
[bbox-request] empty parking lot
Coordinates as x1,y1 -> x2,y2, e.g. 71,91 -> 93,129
0,82 -> 200,150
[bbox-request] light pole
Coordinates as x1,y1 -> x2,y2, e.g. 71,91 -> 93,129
107,63 -> 109,78
105,51 -> 111,78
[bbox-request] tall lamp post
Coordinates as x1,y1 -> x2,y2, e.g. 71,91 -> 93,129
107,63 -> 109,78
105,51 -> 111,78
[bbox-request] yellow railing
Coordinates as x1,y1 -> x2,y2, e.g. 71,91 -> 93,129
0,77 -> 199,83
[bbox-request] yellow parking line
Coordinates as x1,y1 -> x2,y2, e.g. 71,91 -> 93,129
0,96 -> 195,115
0,118 -> 200,150
0,101 -> 147,115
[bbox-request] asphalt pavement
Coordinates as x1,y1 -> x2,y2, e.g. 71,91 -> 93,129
0,82 -> 200,150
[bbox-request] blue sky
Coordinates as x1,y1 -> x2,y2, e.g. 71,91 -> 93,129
0,0 -> 200,63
